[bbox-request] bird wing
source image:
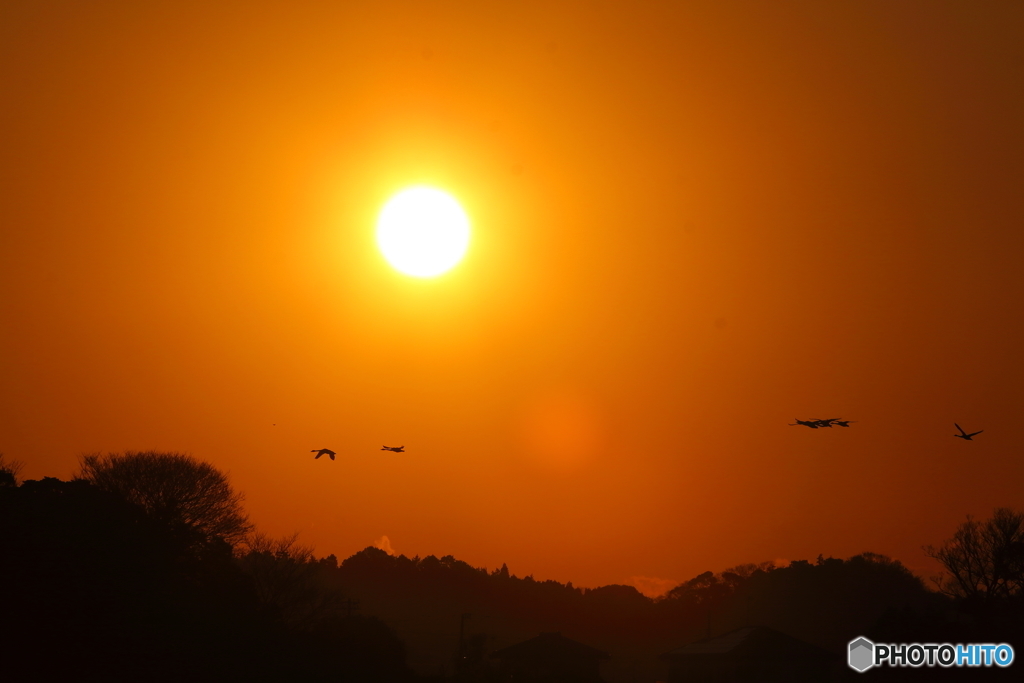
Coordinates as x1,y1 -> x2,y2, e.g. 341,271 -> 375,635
967,430 -> 983,437
955,423 -> 967,435
329,452 -> 336,460
314,451 -> 323,459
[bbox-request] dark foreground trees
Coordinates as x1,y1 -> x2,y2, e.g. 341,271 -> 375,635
0,476 -> 266,682
76,450 -> 253,548
2,464 -> 417,683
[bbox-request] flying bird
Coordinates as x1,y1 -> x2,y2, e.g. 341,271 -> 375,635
312,448 -> 337,460
790,419 -> 820,428
833,420 -> 856,427
954,424 -> 983,441
381,445 -> 405,453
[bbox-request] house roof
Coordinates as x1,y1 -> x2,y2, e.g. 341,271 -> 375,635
663,626 -> 837,661
491,632 -> 610,662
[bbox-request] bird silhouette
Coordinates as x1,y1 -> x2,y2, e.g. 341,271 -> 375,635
833,420 -> 856,427
954,424 -> 983,441
312,448 -> 336,460
381,445 -> 405,453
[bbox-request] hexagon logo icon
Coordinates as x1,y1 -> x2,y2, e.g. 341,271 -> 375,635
849,637 -> 874,672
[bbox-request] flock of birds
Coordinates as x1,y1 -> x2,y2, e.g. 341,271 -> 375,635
311,446 -> 405,461
308,422 -> 984,462
790,418 -> 855,428
789,419 -> 984,441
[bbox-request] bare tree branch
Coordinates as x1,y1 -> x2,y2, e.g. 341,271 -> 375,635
925,508 -> 1024,601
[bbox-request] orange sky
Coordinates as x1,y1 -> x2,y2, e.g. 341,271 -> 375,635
3,1 -> 1023,594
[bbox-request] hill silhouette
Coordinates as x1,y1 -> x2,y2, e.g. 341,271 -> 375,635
3,455 -> 1022,682
313,547 -> 947,680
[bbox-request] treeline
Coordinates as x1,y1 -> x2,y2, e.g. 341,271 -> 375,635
3,452 -> 1021,683
0,454 -> 415,683
312,537 -> 1022,681
231,537 -> 1021,682
311,549 -> 942,680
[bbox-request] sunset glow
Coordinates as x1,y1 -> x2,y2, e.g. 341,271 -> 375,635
3,0 -> 1023,628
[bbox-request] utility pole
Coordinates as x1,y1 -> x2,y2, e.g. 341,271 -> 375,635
456,613 -> 472,677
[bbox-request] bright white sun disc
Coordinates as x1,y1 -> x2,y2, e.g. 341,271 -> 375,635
376,187 -> 470,277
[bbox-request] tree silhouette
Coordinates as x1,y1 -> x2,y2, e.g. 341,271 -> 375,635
925,507 -> 1024,601
75,450 -> 252,548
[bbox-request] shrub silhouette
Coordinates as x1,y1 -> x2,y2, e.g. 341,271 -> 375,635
0,453 -> 24,487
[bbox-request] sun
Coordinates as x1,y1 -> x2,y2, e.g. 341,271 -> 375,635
376,187 -> 471,277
